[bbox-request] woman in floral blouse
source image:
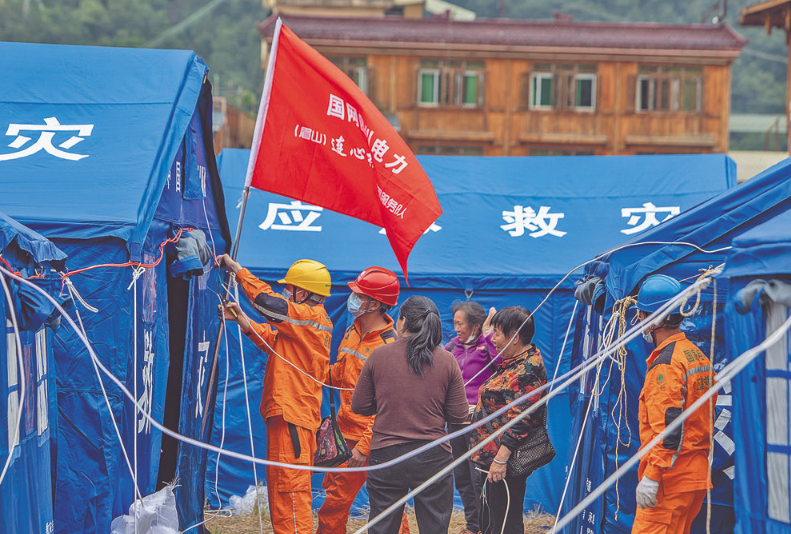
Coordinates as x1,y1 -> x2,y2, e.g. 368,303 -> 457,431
469,306 -> 549,534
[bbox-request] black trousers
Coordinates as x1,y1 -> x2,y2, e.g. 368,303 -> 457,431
367,441 -> 454,534
448,423 -> 486,532
480,475 -> 528,534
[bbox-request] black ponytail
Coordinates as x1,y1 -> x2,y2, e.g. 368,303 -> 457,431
399,296 -> 443,377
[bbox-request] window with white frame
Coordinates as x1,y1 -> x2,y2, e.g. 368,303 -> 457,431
526,64 -> 597,111
530,73 -> 554,109
417,60 -> 484,107
575,73 -> 596,110
418,68 -> 440,106
459,71 -> 479,107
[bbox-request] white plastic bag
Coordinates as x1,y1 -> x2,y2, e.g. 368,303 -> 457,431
110,485 -> 179,534
228,485 -> 268,516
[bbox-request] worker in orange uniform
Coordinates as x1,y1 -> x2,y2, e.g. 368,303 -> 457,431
632,274 -> 717,534
316,267 -> 409,534
217,254 -> 332,534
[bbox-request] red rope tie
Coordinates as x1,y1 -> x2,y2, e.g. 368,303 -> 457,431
60,227 -> 195,285
0,256 -> 22,278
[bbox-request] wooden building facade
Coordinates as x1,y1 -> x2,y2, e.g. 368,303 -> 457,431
259,15 -> 746,156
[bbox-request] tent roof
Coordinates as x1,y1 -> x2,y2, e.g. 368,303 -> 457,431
219,149 -> 735,289
587,157 -> 791,299
722,208 -> 791,278
0,41 -> 208,252
0,211 -> 67,273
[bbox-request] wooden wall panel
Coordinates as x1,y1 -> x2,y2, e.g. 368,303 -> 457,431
351,47 -> 734,157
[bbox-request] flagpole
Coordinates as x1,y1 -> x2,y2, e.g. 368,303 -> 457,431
201,18 -> 283,436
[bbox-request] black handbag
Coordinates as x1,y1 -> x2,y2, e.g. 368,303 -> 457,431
314,374 -> 354,468
507,411 -> 556,477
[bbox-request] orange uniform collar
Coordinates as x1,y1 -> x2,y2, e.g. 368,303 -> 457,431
352,313 -> 395,340
645,332 -> 687,368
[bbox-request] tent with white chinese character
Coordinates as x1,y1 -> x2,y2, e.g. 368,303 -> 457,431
721,201 -> 791,534
0,211 -> 66,534
563,157 -> 791,534
208,148 -> 735,516
0,42 -> 232,534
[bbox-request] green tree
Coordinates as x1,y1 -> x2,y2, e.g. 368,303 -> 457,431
0,0 -> 265,109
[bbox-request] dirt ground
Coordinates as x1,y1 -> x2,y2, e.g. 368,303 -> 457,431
205,505 -> 555,534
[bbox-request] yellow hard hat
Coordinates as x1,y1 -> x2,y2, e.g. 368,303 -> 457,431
278,259 -> 332,297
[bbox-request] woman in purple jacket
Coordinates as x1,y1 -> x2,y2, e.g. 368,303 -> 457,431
444,301 -> 498,534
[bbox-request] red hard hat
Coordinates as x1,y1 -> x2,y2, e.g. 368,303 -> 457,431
348,267 -> 400,307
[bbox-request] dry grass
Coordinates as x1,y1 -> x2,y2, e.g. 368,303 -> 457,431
205,505 -> 555,534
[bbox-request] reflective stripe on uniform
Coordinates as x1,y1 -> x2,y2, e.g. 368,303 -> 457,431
340,347 -> 367,361
685,365 -> 712,379
252,302 -> 332,332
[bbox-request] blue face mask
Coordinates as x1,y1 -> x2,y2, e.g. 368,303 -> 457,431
347,293 -> 366,318
282,288 -> 292,301
642,330 -> 654,344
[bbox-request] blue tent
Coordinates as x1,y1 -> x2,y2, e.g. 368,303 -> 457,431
0,211 -> 66,534
721,207 -> 791,534
565,158 -> 791,534
206,149 -> 735,516
0,42 -> 231,533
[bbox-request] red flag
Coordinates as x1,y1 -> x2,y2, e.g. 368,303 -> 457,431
245,19 -> 442,281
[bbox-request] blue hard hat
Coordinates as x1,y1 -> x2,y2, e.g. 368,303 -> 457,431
635,274 -> 682,313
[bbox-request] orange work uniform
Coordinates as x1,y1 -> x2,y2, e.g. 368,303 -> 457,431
632,332 -> 717,534
316,316 -> 409,534
236,268 -> 332,534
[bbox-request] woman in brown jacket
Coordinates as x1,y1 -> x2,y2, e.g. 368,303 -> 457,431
352,295 -> 469,534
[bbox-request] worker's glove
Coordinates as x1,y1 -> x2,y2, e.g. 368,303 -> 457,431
635,476 -> 660,509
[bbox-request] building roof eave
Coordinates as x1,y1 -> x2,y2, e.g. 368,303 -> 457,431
258,13 -> 747,54
261,36 -> 743,61
739,0 -> 791,27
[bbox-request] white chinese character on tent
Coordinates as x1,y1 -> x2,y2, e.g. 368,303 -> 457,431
620,202 -> 680,235
501,205 -> 566,237
260,201 -> 323,232
138,329 -> 155,433
195,332 -> 210,419
0,117 -> 94,161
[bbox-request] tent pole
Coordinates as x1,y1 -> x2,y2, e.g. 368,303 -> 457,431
229,187 -> 251,263
202,186 -> 251,436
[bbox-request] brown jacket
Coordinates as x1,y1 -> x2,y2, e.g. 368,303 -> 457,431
351,338 -> 468,452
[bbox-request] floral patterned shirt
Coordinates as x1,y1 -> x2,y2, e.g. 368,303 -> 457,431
469,344 -> 548,466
